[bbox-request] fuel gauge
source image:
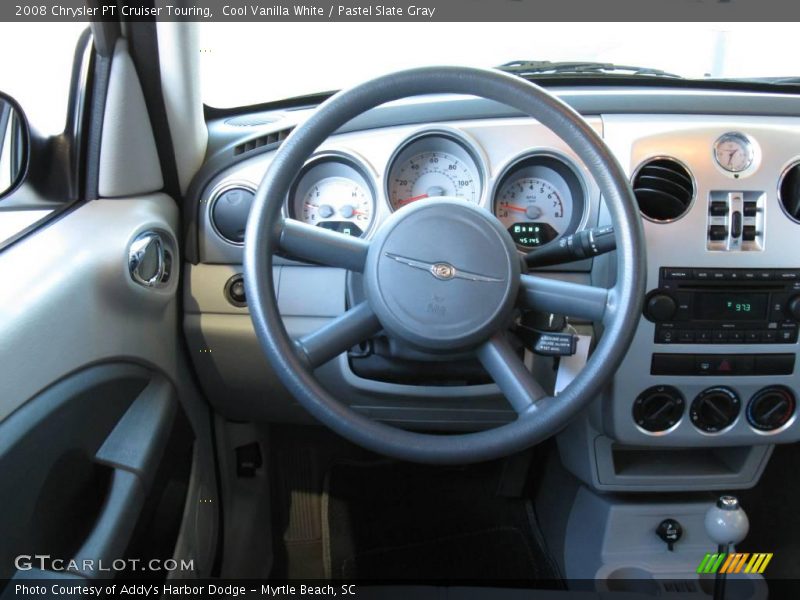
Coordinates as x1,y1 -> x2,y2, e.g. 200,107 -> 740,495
288,155 -> 376,238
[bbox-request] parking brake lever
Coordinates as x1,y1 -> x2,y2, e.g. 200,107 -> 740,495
525,225 -> 615,268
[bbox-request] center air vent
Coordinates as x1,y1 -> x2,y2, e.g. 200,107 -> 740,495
779,161 -> 800,223
632,158 -> 694,222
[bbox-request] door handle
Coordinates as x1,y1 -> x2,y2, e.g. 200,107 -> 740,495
70,378 -> 177,579
128,230 -> 174,288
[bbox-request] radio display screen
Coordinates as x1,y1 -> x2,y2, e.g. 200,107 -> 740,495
694,293 -> 768,321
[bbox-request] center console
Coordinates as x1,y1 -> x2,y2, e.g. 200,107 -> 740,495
557,115 -> 800,492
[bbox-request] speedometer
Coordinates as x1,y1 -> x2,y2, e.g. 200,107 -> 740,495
387,133 -> 483,211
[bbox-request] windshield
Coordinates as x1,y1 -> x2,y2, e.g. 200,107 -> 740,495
199,22 -> 799,108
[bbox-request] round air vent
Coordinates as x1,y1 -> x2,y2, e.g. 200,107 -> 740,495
211,186 -> 255,244
632,158 -> 694,222
779,161 -> 800,223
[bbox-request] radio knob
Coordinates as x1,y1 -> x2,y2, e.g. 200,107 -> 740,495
787,295 -> 800,321
646,293 -> 678,322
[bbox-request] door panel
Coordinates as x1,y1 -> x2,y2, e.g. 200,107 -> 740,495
0,364 -> 174,580
0,195 -> 178,422
0,195 -> 216,580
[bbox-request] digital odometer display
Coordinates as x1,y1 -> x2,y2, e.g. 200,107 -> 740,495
695,293 -> 768,321
507,222 -> 558,247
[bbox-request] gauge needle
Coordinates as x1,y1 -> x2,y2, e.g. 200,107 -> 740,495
397,193 -> 429,206
504,204 -> 527,213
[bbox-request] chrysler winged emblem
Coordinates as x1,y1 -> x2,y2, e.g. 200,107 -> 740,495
384,252 -> 503,283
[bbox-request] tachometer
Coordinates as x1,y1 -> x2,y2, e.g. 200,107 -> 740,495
493,154 -> 586,250
387,133 -> 483,210
496,177 -> 566,247
288,155 -> 375,238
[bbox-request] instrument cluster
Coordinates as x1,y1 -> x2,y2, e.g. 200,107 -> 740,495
208,127 -> 590,254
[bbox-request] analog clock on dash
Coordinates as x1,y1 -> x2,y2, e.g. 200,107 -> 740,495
713,132 -> 754,173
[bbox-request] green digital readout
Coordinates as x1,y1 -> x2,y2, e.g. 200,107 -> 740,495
726,300 -> 752,313
695,293 -> 768,321
507,222 -> 558,247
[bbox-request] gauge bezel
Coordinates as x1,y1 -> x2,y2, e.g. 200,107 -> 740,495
286,150 -> 379,240
384,127 -> 488,212
208,180 -> 258,246
712,131 -> 757,175
491,150 -> 589,251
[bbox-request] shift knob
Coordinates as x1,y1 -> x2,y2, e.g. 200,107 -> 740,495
704,495 -> 750,546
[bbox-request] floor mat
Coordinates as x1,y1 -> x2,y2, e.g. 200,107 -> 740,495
323,460 -> 561,584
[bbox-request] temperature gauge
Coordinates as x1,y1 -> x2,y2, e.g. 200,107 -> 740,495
288,156 -> 376,238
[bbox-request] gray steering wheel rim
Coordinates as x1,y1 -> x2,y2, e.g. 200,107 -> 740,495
244,66 -> 645,465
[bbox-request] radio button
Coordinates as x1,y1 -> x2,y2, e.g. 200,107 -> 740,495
741,271 -> 758,281
694,270 -> 711,280
697,331 -> 713,343
762,330 -> 778,343
677,330 -> 695,343
711,271 -> 727,281
756,270 -> 774,280
712,331 -> 729,343
745,331 -> 760,343
778,329 -> 797,343
778,271 -> 798,281
729,331 -> 745,343
656,328 -> 675,344
665,269 -> 692,280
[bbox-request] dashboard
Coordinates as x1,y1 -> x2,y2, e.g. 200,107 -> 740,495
185,86 -> 800,491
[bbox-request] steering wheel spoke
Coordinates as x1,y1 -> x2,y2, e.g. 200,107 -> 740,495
477,332 -> 546,415
295,301 -> 381,369
519,273 -> 611,323
278,218 -> 371,272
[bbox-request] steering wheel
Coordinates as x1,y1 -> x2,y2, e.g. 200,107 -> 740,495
244,67 -> 645,465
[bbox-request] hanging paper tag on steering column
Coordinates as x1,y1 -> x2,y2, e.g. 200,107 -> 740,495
516,325 -> 578,357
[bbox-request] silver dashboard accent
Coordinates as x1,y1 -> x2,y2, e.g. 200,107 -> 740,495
129,231 -> 174,288
384,252 -> 503,283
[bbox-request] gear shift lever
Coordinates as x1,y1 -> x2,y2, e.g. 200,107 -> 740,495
704,496 -> 750,600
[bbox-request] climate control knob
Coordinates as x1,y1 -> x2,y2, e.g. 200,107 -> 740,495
633,385 -> 685,433
645,292 -> 678,322
690,387 -> 740,433
747,386 -> 796,432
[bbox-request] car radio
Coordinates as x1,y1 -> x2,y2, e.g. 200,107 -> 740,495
645,267 -> 800,345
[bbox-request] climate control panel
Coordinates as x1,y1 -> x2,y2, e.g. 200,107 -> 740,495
631,385 -> 797,437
